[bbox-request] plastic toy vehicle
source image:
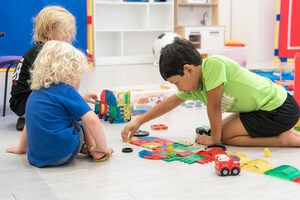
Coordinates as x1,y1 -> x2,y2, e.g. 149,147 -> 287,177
196,125 -> 211,136
95,90 -> 131,123
215,154 -> 241,176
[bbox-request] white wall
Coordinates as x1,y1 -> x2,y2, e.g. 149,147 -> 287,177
219,0 -> 277,62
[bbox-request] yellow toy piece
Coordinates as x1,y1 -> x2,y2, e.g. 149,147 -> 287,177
242,159 -> 274,174
264,148 -> 272,158
127,137 -> 140,143
166,143 -> 174,157
228,152 -> 251,166
90,151 -> 109,162
178,141 -> 194,147
141,142 -> 161,149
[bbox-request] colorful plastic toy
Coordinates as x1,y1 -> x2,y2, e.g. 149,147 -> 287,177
196,125 -> 211,136
264,148 -> 272,158
215,154 -> 241,176
166,143 -> 174,157
264,165 -> 300,182
242,159 -> 274,174
134,130 -> 150,137
95,90 -> 131,123
228,152 -> 251,166
150,124 -> 168,130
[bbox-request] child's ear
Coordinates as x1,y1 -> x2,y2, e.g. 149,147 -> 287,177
43,31 -> 49,38
183,64 -> 194,74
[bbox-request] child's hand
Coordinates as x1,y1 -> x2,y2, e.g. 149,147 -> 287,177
195,135 -> 216,145
82,92 -> 98,104
121,120 -> 142,142
6,146 -> 26,154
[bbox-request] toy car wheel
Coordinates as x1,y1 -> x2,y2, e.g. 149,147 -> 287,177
231,167 -> 240,175
103,115 -> 108,121
109,117 -> 114,123
221,168 -> 230,176
195,125 -> 211,136
98,113 -> 103,119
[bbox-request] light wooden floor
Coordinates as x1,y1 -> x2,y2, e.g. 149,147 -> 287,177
1,63 -> 300,200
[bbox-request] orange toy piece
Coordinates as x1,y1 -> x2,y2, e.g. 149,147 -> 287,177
150,124 -> 168,130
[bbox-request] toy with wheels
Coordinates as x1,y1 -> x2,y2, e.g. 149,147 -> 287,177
95,90 -> 131,123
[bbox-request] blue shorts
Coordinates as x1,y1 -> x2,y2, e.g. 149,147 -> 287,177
48,120 -> 85,166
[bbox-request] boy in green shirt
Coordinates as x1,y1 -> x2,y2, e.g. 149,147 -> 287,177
121,38 -> 300,147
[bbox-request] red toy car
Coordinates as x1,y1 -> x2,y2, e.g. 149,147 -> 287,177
215,154 -> 241,176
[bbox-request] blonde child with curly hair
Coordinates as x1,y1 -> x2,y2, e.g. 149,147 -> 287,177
10,5 -> 77,131
6,41 -> 113,167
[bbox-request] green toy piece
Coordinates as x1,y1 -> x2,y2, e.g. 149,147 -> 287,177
264,165 -> 300,181
179,154 -> 206,164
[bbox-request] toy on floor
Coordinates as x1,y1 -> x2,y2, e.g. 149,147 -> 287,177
95,90 -> 131,123
150,124 -> 168,130
214,154 -> 241,176
196,125 -> 211,136
134,130 -> 150,137
122,147 -> 133,153
166,143 -> 174,157
205,144 -> 226,151
264,148 -> 272,158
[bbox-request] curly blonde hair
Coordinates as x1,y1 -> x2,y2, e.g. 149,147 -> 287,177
33,6 -> 76,43
31,40 -> 88,90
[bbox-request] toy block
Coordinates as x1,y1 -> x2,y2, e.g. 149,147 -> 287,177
141,142 -> 161,149
172,142 -> 188,148
152,147 -> 166,153
197,147 -> 227,159
166,143 -> 174,157
127,137 -> 140,143
148,138 -> 174,145
264,165 -> 300,181
197,157 -> 214,164
159,151 -> 176,157
177,146 -> 200,152
178,141 -> 194,147
150,124 -> 168,130
144,154 -> 167,160
139,150 -> 154,158
163,155 -> 182,162
180,154 -> 206,164
244,159 -> 274,174
139,136 -> 158,141
130,139 -> 149,146
264,148 -> 272,158
192,148 -> 202,153
176,151 -> 194,157
173,149 -> 184,153
293,177 -> 300,183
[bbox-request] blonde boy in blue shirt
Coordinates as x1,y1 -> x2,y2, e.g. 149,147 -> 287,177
121,38 -> 300,147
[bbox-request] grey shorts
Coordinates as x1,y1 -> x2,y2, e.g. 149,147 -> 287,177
48,120 -> 85,167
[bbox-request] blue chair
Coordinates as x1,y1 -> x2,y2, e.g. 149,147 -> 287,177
0,56 -> 22,116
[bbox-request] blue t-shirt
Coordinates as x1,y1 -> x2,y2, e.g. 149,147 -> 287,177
25,83 -> 92,167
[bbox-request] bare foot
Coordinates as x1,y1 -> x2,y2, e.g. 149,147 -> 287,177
278,129 -> 300,147
91,151 -> 107,161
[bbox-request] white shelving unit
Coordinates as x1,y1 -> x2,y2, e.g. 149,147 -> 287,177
93,0 -> 174,66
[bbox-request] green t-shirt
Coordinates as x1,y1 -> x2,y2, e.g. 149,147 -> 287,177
176,55 -> 287,112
